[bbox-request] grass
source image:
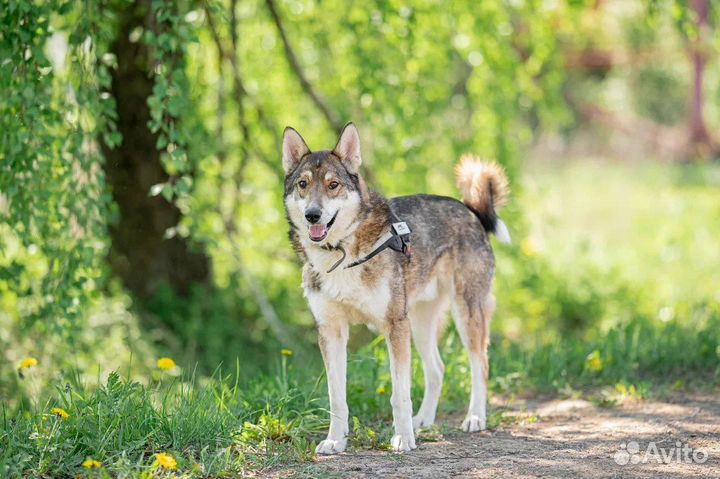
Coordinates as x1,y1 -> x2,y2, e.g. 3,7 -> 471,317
521,158 -> 720,305
2,159 -> 719,477
3,307 -> 718,477
1,361 -> 325,478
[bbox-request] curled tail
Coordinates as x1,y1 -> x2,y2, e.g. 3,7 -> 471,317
455,155 -> 511,244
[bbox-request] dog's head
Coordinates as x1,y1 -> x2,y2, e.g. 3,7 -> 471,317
282,123 -> 367,246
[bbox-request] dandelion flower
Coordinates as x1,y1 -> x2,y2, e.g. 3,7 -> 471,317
51,407 -> 70,420
156,357 -> 176,370
376,385 -> 386,395
19,357 -> 38,369
520,239 -> 536,257
154,452 -> 177,470
585,350 -> 603,373
82,459 -> 102,469
280,349 -> 293,357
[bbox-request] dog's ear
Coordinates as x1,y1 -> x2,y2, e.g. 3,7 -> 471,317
333,123 -> 361,173
282,127 -> 310,174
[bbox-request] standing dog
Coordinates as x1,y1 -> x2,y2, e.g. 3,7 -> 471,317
282,123 -> 510,453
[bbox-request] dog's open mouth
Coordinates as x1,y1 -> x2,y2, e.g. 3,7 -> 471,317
309,212 -> 337,242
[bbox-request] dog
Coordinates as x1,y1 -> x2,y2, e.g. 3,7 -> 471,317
282,123 -> 510,454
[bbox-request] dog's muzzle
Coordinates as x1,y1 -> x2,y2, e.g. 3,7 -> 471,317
308,211 -> 338,242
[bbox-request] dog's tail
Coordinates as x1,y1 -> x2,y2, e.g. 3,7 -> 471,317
455,155 -> 511,244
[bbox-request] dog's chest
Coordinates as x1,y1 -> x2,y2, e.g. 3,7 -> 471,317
304,248 -> 390,322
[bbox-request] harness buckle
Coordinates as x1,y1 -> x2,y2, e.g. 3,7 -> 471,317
391,222 -> 412,258
392,222 -> 411,236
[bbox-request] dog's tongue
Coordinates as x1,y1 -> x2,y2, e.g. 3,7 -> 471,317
309,224 -> 327,240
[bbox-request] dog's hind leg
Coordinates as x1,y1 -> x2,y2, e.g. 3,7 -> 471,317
451,285 -> 493,433
410,299 -> 449,430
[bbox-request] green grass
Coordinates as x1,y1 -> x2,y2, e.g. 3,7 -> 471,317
2,160 -> 719,477
1,362 -> 325,478
521,159 -> 720,304
3,306 -> 718,477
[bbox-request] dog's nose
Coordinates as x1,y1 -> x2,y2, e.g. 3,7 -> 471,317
305,207 -> 322,224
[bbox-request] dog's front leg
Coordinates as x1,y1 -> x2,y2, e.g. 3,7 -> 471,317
316,320 -> 349,455
386,317 -> 416,452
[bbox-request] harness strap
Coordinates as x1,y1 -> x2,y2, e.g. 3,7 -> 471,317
326,214 -> 411,273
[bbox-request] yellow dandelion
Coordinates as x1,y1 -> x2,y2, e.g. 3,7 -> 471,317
82,459 -> 102,469
520,239 -> 536,257
280,349 -> 293,357
376,385 -> 386,395
156,357 -> 176,370
19,357 -> 38,369
51,407 -> 70,420
154,452 -> 177,470
585,350 -> 603,373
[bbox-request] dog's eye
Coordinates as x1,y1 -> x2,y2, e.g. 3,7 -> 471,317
328,181 -> 339,190
298,180 -> 308,189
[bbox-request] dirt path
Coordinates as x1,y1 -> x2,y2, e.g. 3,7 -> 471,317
275,394 -> 720,478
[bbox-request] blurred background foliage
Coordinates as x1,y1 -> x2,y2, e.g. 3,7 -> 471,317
1,0 -> 719,409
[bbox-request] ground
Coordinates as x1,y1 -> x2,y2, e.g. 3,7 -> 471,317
271,394 -> 720,478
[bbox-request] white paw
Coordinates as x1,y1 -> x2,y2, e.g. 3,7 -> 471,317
412,414 -> 434,430
462,415 -> 486,432
315,438 -> 347,455
391,433 -> 417,452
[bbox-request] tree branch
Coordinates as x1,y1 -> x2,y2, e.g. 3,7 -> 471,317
263,0 -> 380,185
264,0 -> 344,133
203,1 -> 282,177
216,45 -> 226,163
202,1 -> 294,347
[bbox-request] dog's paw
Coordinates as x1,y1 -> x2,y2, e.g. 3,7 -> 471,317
461,415 -> 486,433
391,433 -> 417,452
315,438 -> 347,455
412,414 -> 434,430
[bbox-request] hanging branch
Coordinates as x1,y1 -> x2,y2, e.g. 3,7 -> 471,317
216,45 -> 227,163
204,3 -> 251,156
229,0 -> 238,53
264,0 -> 379,185
264,0 -> 343,133
203,1 -> 282,177
225,0 -> 252,181
204,0 -> 296,345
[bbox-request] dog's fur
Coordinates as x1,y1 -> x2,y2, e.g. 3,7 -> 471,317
282,123 -> 510,454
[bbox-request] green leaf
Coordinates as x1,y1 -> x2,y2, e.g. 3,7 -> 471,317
149,183 -> 165,197
161,183 -> 174,202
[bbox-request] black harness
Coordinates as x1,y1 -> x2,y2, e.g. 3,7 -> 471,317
325,215 -> 412,273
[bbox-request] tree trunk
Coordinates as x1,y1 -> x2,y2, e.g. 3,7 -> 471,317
688,0 -> 715,156
102,0 -> 209,298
